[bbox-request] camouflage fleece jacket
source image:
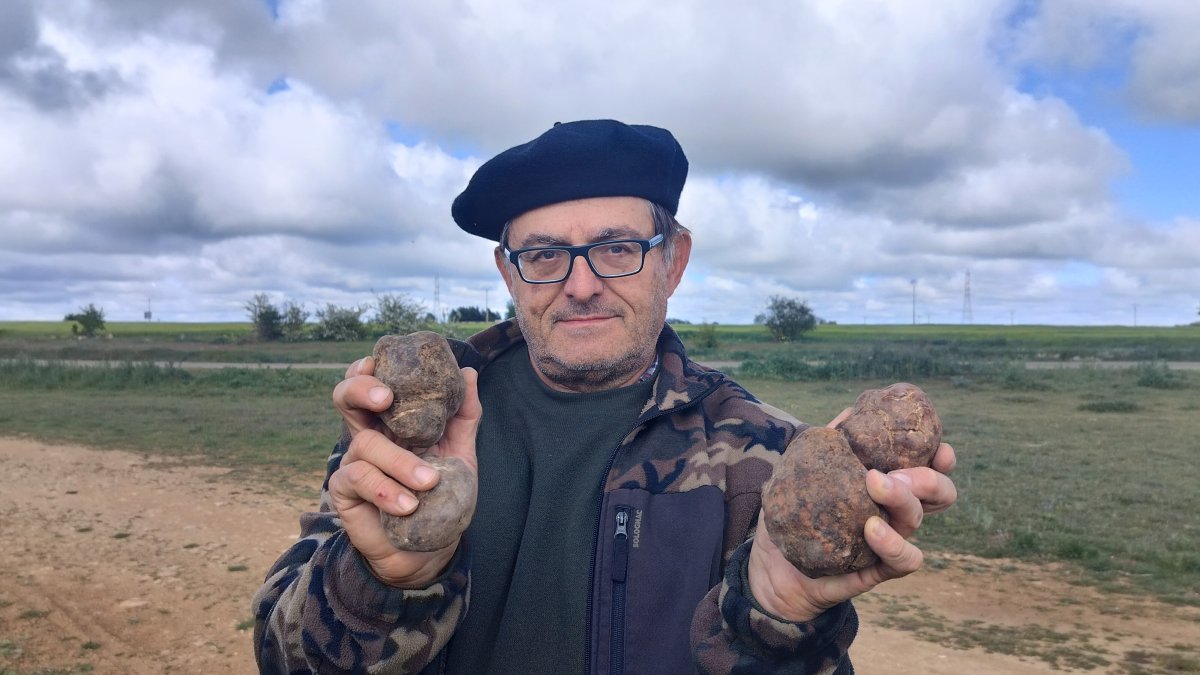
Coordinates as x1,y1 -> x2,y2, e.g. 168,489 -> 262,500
252,320 -> 857,674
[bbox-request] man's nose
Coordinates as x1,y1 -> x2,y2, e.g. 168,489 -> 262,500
562,253 -> 603,300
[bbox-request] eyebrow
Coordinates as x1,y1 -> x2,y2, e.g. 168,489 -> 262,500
514,226 -> 647,249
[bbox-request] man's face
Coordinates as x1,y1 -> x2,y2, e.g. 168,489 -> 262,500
495,196 -> 691,392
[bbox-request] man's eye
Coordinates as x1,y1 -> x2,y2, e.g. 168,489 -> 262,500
605,243 -> 635,255
535,250 -> 562,261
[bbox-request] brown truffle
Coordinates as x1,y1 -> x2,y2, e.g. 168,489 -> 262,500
380,456 -> 477,552
762,427 -> 882,577
839,382 -> 942,472
372,331 -> 466,450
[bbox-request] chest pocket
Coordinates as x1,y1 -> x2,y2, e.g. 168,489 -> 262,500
589,486 -> 726,675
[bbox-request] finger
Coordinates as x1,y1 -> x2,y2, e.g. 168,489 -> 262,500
435,368 -> 482,470
931,442 -> 956,474
826,406 -> 853,429
889,466 -> 958,516
333,373 -> 394,436
859,515 -> 924,583
343,356 -> 373,380
341,429 -> 441,496
330,455 -> 418,517
866,469 -> 923,538
327,462 -> 423,565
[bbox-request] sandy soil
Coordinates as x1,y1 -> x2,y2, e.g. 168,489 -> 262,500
1,437 -> 1197,674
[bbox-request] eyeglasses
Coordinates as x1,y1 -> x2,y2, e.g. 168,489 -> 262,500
505,234 -> 664,284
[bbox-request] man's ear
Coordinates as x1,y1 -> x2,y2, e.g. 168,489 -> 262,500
665,230 -> 692,295
495,246 -> 515,295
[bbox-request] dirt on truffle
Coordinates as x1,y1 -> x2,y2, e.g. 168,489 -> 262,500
1,437 -> 1197,675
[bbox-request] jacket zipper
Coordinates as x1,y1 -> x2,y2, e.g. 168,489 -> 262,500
611,506 -> 631,675
582,382 -> 719,674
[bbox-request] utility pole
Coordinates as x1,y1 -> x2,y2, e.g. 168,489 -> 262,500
910,279 -> 917,326
1133,303 -> 1138,327
961,271 -> 972,324
434,274 -> 440,324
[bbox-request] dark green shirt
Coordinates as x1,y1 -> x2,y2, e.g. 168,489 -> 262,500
446,343 -> 654,674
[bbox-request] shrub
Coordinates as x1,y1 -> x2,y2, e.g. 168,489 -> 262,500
694,323 -> 720,350
245,294 -> 283,341
281,301 -> 310,342
1135,363 -> 1188,390
371,293 -> 428,336
762,296 -> 816,342
64,304 -> 106,338
314,303 -> 368,341
1078,400 -> 1140,413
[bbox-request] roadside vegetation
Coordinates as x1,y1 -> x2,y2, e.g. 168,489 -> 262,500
1,320 -> 1198,609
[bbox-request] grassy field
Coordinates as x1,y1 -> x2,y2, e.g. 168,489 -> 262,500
4,320 -> 1200,364
1,322 -> 1197,607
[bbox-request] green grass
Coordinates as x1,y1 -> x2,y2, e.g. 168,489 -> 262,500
5,321 -> 1200,364
742,367 -> 1200,605
0,362 -> 343,483
1,324 -> 1198,607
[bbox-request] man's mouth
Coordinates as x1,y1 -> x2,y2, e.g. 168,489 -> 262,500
559,315 -> 614,324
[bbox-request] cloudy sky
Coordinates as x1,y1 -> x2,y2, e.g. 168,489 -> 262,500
2,0 -> 1199,327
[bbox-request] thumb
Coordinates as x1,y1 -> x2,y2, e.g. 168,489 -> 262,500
436,367 -> 481,472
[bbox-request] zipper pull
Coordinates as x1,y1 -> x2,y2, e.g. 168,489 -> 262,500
612,507 -> 630,582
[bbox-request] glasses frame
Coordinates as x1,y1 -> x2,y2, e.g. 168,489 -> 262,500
505,233 -> 665,284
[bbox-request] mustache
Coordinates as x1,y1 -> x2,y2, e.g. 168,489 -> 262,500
549,301 -> 623,322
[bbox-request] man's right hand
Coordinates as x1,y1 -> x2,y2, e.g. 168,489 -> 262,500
328,356 -> 482,588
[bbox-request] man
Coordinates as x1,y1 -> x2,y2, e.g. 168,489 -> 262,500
252,119 -> 957,674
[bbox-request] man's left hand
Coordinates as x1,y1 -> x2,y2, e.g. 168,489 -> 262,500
747,427 -> 957,623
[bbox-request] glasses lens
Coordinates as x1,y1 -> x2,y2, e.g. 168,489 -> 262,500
517,248 -> 570,281
588,241 -> 643,277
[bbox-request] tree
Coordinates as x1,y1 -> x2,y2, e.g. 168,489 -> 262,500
314,303 -> 368,341
448,306 -> 500,322
245,293 -> 283,341
281,301 -> 310,342
372,293 -> 428,336
505,300 -> 516,320
762,296 -> 816,342
64,303 -> 106,337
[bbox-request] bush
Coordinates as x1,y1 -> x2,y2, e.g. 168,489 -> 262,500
314,303 -> 368,341
245,294 -> 283,341
694,323 -> 720,350
1078,400 -> 1140,413
281,301 -> 310,342
448,306 -> 500,322
64,303 -> 106,338
1135,363 -> 1188,390
371,293 -> 428,336
762,296 -> 816,342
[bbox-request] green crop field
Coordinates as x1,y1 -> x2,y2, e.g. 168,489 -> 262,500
1,321 -> 1198,607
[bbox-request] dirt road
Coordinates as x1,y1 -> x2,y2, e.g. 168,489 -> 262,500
2,438 -> 1196,674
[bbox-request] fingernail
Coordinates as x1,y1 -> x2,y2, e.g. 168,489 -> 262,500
369,387 -> 390,405
874,470 -> 893,489
891,472 -> 913,486
397,493 -> 417,513
870,516 -> 887,536
413,465 -> 438,487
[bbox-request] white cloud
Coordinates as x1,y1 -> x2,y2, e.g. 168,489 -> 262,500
0,0 -> 1197,327
1010,0 -> 1200,123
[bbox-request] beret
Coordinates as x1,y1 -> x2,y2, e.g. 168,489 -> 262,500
451,119 -> 688,242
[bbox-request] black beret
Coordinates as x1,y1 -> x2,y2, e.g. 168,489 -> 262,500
451,119 -> 688,242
